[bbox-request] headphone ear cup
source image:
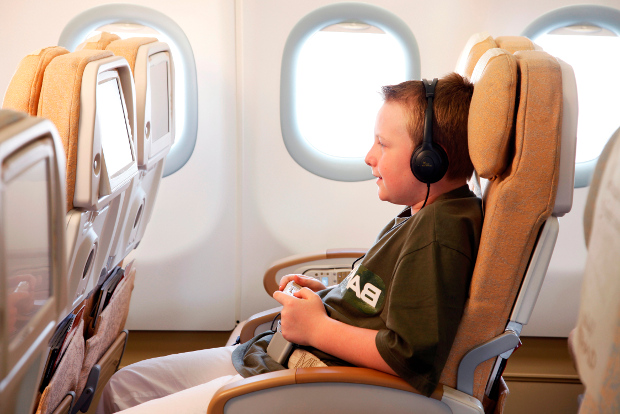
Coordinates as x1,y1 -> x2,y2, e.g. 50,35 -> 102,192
410,143 -> 449,184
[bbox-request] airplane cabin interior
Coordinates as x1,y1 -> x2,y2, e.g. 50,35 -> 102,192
1,1 -> 619,413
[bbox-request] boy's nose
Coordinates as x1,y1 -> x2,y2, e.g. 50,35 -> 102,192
365,146 -> 375,166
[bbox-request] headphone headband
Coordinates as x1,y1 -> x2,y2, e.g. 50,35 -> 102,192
422,78 -> 438,146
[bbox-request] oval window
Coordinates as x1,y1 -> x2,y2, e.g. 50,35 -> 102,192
296,23 -> 407,159
58,4 -> 198,177
281,3 -> 420,181
523,5 -> 620,187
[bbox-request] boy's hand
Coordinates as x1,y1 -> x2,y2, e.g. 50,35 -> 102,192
279,274 -> 326,293
272,288 -> 328,347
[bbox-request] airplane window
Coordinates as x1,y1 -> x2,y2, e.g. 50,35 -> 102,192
58,4 -> 197,177
297,24 -> 406,159
281,3 -> 420,181
523,5 -> 620,187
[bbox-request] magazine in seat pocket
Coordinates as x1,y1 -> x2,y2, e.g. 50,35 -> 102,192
35,319 -> 85,414
76,262 -> 135,396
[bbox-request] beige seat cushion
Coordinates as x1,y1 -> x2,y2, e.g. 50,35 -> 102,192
494,36 -> 536,54
468,49 -> 518,179
456,32 -> 498,79
3,47 -> 68,115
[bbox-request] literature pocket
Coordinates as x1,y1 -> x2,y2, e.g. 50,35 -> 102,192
35,319 -> 85,414
76,265 -> 135,396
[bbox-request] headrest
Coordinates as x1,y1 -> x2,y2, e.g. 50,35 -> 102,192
494,36 -> 535,54
2,46 -> 69,115
75,32 -> 121,51
106,37 -> 158,73
468,48 -> 518,179
37,49 -> 115,211
455,32 -> 498,79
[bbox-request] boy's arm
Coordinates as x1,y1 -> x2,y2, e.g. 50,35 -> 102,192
273,289 -> 397,376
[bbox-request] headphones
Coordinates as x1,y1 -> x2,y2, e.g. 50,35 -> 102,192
410,78 -> 449,184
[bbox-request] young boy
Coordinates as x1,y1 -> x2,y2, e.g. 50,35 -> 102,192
97,73 -> 482,413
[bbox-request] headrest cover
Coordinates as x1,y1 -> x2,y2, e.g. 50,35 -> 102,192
495,36 -> 535,54
76,32 -> 121,51
106,37 -> 158,73
468,48 -> 518,178
2,46 -> 69,115
455,32 -> 498,79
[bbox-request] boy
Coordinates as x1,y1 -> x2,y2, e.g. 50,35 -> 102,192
97,72 -> 482,413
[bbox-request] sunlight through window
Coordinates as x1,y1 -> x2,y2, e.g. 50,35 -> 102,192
535,27 -> 620,164
296,25 -> 407,158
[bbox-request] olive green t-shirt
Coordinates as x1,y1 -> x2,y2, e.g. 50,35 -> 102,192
233,185 -> 482,397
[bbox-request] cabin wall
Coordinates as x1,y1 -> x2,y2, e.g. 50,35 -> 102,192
0,0 -> 616,332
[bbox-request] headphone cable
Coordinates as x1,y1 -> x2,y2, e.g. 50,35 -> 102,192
420,183 -> 431,209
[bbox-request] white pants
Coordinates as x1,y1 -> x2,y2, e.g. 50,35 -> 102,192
96,346 -> 243,414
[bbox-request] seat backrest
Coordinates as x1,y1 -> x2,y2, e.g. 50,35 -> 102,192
440,48 -> 566,400
0,109 -> 66,414
573,128 -> 620,413
36,49 -> 139,307
105,37 -> 175,258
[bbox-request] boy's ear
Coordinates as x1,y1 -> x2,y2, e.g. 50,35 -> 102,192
410,78 -> 449,184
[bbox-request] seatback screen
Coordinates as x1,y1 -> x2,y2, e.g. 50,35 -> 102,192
149,59 -> 170,142
3,157 -> 51,346
97,77 -> 134,177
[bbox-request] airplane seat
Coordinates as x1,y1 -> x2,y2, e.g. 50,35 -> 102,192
104,36 -> 175,261
3,47 -> 141,413
68,33 -> 176,267
493,36 -> 538,54
43,36 -> 173,413
572,128 -> 620,413
210,48 -> 576,414
75,33 -> 121,52
2,47 -> 69,116
455,31 -> 497,79
441,47 -> 576,407
36,49 -> 141,414
0,109 -> 67,414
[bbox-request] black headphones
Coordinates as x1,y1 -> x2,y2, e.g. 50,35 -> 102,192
410,78 -> 449,184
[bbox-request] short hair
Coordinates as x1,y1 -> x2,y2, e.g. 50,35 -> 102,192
381,73 -> 475,181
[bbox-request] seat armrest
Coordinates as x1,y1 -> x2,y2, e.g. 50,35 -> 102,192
208,367 -> 443,414
263,248 -> 367,294
238,307 -> 283,344
456,331 -> 520,396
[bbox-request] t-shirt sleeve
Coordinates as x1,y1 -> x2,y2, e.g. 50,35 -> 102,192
375,241 -> 473,396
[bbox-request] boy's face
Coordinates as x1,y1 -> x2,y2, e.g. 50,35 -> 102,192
365,101 -> 425,206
